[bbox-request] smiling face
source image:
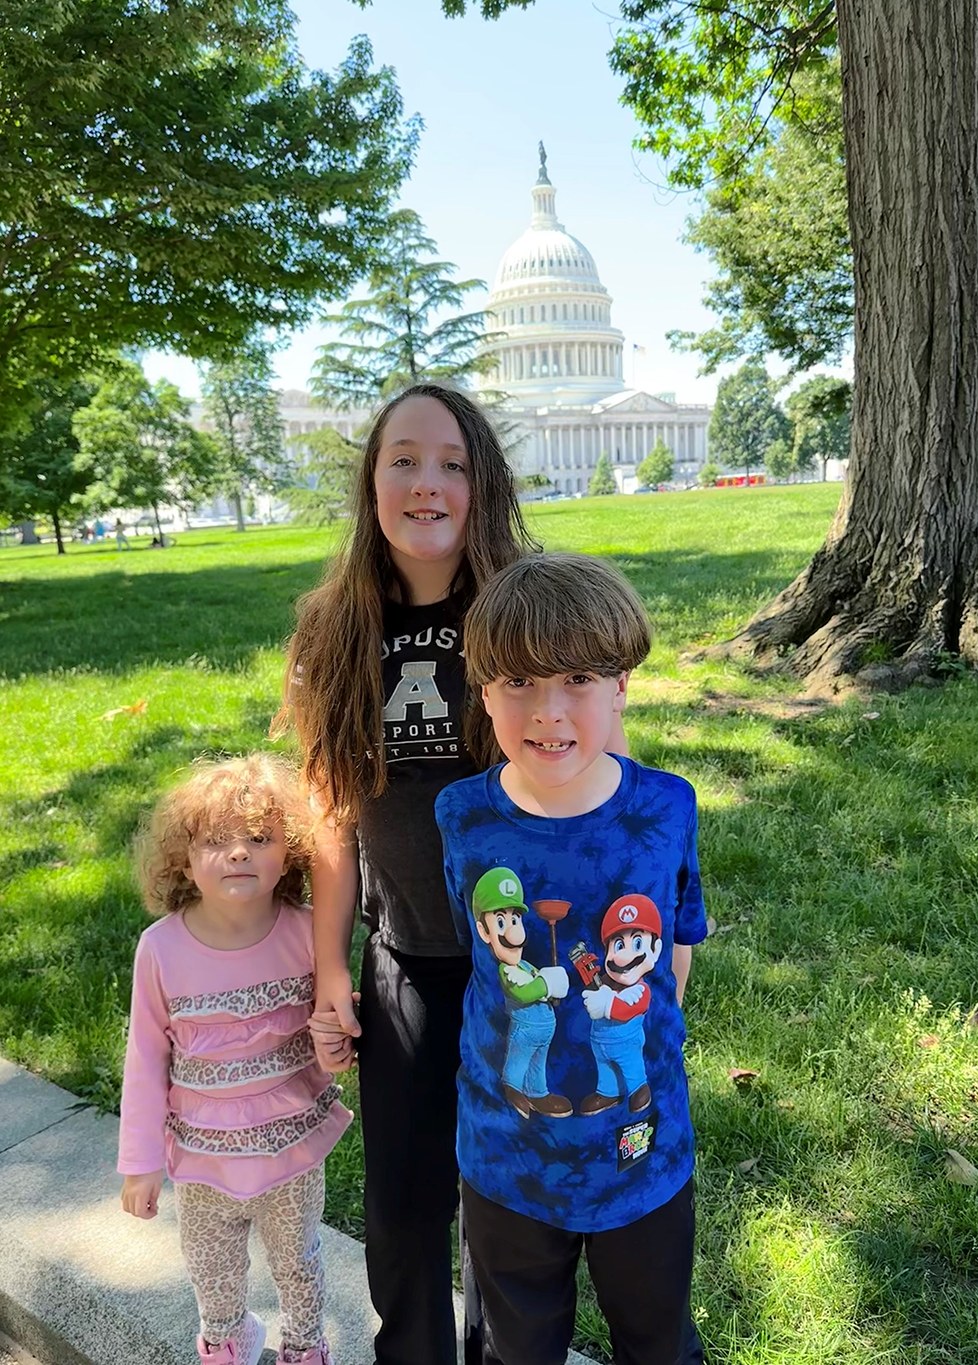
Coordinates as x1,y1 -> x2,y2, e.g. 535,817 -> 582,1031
373,395 -> 470,585
481,670 -> 627,793
185,819 -> 288,911
603,928 -> 662,987
476,908 -> 527,966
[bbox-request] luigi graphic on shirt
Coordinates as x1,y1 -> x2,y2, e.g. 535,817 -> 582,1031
473,867 -> 573,1120
576,894 -> 663,1117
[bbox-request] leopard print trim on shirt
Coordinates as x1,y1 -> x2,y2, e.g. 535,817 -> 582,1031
170,1030 -> 316,1091
166,1085 -> 341,1157
167,973 -> 314,1021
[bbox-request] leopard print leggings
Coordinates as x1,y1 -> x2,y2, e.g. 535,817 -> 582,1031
174,1164 -> 325,1351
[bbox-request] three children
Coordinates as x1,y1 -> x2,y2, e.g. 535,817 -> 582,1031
116,387 -> 704,1365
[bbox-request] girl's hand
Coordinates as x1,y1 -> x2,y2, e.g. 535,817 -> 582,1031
121,1170 -> 164,1219
310,982 -> 361,1072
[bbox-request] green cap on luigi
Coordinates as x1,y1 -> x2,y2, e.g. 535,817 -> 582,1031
472,867 -> 528,919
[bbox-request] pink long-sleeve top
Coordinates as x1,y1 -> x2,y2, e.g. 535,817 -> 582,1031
118,903 -> 352,1199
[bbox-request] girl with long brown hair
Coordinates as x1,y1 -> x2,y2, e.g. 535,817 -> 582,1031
277,384 -> 538,1365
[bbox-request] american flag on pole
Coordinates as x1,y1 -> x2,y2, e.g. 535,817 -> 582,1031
633,343 -> 646,355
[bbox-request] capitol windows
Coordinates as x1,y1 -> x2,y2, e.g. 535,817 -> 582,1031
519,307 -> 525,323
552,349 -> 561,376
565,347 -> 574,375
562,304 -> 567,319
573,303 -> 579,319
529,349 -> 537,377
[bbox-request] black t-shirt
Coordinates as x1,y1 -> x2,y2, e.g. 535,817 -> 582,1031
357,593 -> 478,956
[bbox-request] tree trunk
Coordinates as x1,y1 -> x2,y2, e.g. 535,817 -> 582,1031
153,503 -> 163,540
719,0 -> 978,688
18,519 -> 39,545
52,508 -> 65,555
232,490 -> 246,532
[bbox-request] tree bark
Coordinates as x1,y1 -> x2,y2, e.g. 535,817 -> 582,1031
52,508 -> 65,555
18,519 -> 39,545
720,0 -> 978,688
232,489 -> 246,532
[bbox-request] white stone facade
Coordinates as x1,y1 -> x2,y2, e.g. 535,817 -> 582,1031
479,151 -> 711,492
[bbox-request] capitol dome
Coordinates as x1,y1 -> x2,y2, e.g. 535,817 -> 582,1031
480,147 -> 624,407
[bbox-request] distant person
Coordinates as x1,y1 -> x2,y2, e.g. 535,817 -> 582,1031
435,553 -> 707,1365
114,518 -> 130,550
118,754 -> 351,1365
149,535 -> 163,548
94,519 -> 105,540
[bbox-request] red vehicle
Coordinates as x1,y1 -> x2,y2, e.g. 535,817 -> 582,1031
714,474 -> 766,487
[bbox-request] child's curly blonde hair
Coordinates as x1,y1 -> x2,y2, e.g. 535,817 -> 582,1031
137,753 -> 317,916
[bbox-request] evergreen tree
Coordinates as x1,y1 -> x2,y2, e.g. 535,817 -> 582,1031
284,426 -> 360,525
636,441 -> 674,489
588,453 -> 617,496
200,344 -> 286,532
311,210 -> 495,409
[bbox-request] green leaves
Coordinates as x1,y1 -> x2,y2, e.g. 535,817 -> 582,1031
310,208 -> 494,409
0,0 -> 416,422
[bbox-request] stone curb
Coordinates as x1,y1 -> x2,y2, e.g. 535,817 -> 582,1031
0,1059 -> 592,1365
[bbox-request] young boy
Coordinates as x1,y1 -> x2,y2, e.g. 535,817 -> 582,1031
435,553 -> 707,1365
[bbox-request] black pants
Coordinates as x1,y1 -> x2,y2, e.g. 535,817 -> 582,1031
358,934 -> 473,1365
462,1178 -> 696,1365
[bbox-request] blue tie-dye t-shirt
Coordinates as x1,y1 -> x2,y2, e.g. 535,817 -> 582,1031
434,754 -> 707,1232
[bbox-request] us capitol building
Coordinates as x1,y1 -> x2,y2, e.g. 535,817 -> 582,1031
191,146 -> 710,517
478,145 -> 711,492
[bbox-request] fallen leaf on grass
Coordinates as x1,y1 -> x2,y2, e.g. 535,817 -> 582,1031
705,916 -> 717,937
944,1150 -> 978,1185
98,698 -> 148,721
48,859 -> 68,869
787,1013 -> 812,1025
965,1007 -> 978,1031
729,1068 -> 760,1087
737,1157 -> 759,1173
918,1034 -> 940,1049
861,711 -> 881,720
715,923 -> 738,935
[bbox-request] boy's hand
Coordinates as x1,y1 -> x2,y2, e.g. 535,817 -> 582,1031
121,1171 -> 164,1219
539,966 -> 569,999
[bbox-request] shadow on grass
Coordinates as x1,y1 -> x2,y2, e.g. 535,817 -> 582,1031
1,547 -> 801,678
0,557 -> 327,677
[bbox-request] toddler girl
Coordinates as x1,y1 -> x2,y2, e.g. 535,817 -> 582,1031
118,754 -> 351,1365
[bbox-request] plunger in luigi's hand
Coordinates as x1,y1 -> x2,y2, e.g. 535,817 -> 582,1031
472,868 -> 573,1119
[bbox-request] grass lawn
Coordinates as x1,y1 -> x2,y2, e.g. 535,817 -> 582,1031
3,485 -> 978,1363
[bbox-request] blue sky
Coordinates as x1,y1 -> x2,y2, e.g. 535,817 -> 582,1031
146,0 -> 725,404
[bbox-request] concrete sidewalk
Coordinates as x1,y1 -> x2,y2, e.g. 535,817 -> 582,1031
0,1059 -> 593,1365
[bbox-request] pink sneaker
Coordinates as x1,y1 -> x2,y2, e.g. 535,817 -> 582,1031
197,1312 -> 266,1365
276,1342 -> 335,1365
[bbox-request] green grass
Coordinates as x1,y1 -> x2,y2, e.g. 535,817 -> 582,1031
4,486 -> 978,1363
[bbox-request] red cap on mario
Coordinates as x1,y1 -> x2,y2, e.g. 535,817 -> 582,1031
600,894 -> 662,944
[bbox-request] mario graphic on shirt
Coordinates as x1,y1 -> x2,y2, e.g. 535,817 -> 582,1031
473,867 -> 573,1121
573,894 -> 663,1117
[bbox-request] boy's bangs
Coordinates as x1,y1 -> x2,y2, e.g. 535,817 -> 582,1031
474,603 -> 629,682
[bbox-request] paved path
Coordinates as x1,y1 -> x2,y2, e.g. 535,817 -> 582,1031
0,1057 -> 593,1365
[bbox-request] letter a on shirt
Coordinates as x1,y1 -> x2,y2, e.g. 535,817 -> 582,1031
383,661 -> 449,722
